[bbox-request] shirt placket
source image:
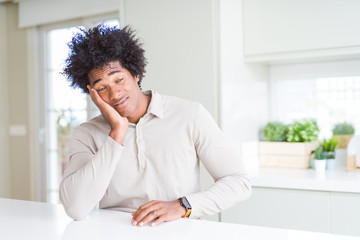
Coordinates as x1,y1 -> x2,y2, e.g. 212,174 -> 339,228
136,118 -> 145,171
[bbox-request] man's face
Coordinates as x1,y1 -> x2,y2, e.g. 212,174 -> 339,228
88,61 -> 143,122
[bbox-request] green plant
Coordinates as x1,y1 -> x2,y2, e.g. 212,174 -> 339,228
332,122 -> 355,135
286,119 -> 319,142
314,145 -> 325,160
262,122 -> 288,142
323,138 -> 338,159
323,138 -> 337,152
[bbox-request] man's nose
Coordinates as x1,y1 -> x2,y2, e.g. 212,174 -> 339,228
109,84 -> 121,101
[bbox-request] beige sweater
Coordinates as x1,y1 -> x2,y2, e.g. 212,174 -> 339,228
59,91 -> 251,220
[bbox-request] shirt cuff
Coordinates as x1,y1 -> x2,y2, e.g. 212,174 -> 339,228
184,193 -> 204,219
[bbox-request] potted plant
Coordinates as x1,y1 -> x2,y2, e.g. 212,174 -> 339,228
259,119 -> 319,169
262,122 -> 288,142
313,145 -> 326,172
286,119 -> 319,143
332,122 -> 355,149
323,138 -> 338,170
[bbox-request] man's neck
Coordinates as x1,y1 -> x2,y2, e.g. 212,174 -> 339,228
128,92 -> 151,124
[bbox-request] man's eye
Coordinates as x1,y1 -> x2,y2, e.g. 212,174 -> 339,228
96,87 -> 106,92
115,78 -> 123,83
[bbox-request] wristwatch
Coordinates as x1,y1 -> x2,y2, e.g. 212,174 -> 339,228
178,196 -> 192,218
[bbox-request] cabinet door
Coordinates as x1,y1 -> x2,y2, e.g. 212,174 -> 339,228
330,192 -> 360,236
221,187 -> 330,233
243,0 -> 360,61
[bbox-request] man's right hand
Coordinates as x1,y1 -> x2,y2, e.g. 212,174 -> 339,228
87,85 -> 129,145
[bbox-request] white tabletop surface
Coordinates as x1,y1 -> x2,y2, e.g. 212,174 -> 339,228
249,167 -> 360,193
1,198 -> 359,240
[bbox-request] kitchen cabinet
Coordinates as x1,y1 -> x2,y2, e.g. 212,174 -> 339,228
222,187 -> 330,233
330,192 -> 360,236
242,0 -> 360,63
221,168 -> 360,236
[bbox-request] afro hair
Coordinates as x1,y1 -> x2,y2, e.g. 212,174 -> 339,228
62,24 -> 147,93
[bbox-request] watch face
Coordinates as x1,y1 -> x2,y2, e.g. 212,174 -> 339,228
181,197 -> 191,209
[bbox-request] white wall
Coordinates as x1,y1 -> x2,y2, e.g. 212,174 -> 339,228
120,0 -> 220,221
121,0 -> 219,120
0,3 -> 10,198
219,0 -> 268,170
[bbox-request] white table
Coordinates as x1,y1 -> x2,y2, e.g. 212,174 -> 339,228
0,198 -> 359,240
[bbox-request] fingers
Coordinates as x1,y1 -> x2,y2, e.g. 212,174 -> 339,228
132,200 -> 184,227
150,216 -> 166,227
87,85 -> 102,107
132,200 -> 160,227
133,210 -> 161,227
87,85 -> 114,117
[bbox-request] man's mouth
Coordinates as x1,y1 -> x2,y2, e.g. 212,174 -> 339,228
114,97 -> 129,109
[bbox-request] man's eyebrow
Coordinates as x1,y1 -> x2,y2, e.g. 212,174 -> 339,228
109,70 -> 121,76
92,79 -> 102,86
92,70 -> 121,86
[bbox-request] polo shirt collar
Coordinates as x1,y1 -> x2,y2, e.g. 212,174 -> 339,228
144,90 -> 164,119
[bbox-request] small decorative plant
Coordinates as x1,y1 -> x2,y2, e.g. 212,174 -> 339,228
262,122 -> 288,142
332,122 -> 355,149
323,138 -> 338,159
313,145 -> 327,171
286,119 -> 319,142
314,145 -> 325,160
332,123 -> 355,135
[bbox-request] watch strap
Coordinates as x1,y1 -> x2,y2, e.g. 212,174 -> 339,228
178,196 -> 192,218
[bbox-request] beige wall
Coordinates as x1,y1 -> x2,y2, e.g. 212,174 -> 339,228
0,3 -> 10,198
0,3 -> 31,200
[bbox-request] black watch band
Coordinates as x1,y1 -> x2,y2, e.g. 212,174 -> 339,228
178,196 -> 192,218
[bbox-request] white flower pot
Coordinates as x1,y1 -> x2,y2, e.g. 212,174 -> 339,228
314,159 -> 326,172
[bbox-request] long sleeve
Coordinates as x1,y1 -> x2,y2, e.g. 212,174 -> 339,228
186,105 -> 252,218
59,127 -> 124,220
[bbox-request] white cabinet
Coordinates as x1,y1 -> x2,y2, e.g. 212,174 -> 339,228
221,187 -> 330,232
243,0 -> 360,63
330,192 -> 360,236
221,187 -> 360,236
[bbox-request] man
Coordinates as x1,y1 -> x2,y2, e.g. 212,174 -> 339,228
60,24 -> 251,227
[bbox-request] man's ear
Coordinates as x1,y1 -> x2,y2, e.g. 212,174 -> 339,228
136,75 -> 140,83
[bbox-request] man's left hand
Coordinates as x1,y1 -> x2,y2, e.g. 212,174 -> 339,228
131,200 -> 186,227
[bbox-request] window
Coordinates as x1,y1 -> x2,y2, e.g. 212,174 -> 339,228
270,61 -> 360,139
40,15 -> 120,203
